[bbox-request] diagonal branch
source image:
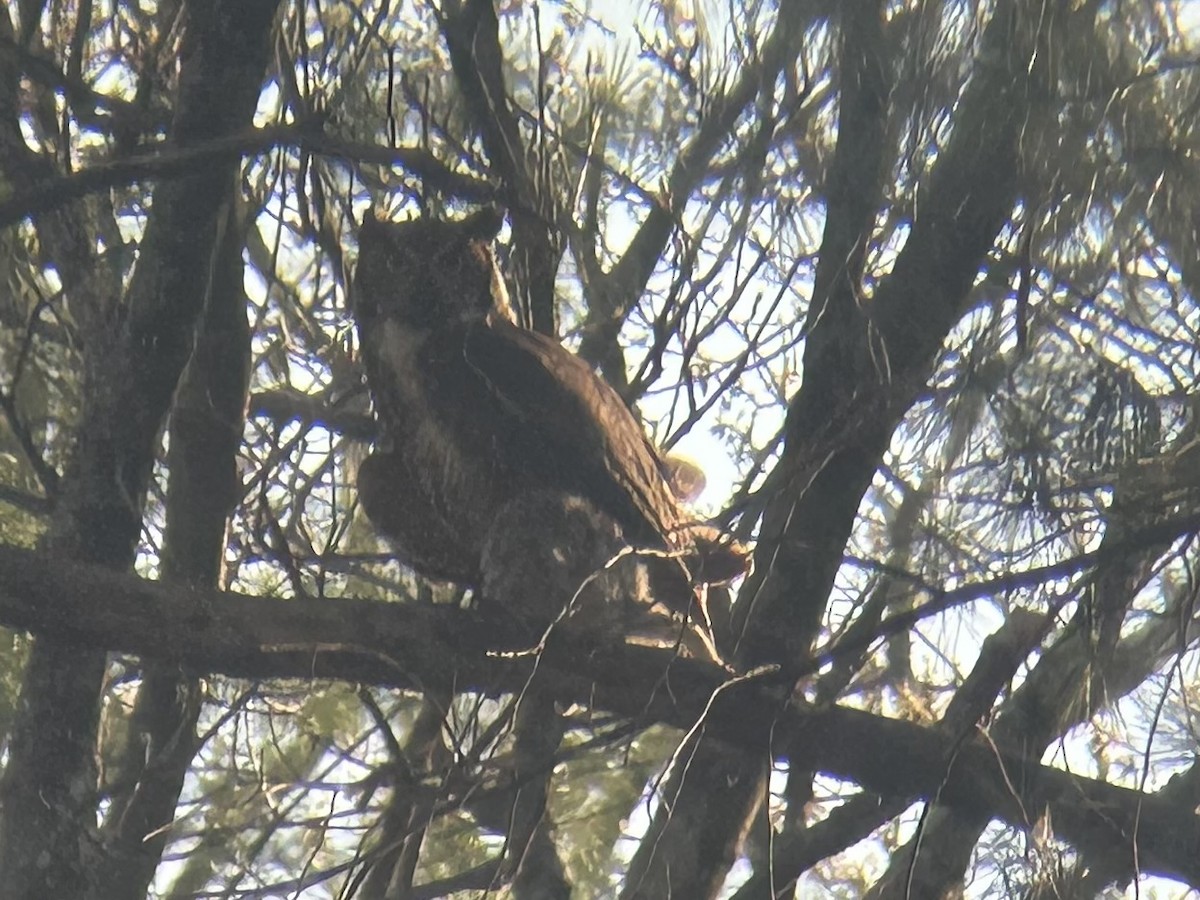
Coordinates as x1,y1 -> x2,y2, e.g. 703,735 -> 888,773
575,1 -> 818,383
623,7 -> 891,893
0,126 -> 496,229
0,543 -> 1197,888
741,0 -> 1067,665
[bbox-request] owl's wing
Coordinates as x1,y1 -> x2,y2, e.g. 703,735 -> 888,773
432,317 -> 683,548
356,449 -> 480,584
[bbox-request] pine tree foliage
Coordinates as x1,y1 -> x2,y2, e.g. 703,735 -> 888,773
0,1 -> 1199,897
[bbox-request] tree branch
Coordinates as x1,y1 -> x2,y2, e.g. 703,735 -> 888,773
0,126 -> 496,229
0,3 -> 282,895
0,543 -> 1196,888
248,387 -> 375,440
439,0 -> 564,337
741,0 -> 1064,664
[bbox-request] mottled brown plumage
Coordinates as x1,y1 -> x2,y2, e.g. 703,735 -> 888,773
353,210 -> 746,621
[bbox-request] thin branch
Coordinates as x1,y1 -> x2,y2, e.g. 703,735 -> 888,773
0,483 -> 50,516
0,125 -> 497,228
0,544 -> 1197,887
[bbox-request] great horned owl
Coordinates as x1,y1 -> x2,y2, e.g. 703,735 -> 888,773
354,209 -> 510,584
353,209 -> 746,635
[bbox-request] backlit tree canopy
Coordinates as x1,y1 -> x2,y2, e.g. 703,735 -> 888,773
1,1 -> 1200,897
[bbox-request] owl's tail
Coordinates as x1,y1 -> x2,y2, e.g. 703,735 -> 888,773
678,524 -> 751,585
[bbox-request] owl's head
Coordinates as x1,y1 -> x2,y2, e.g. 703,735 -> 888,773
354,208 -> 511,328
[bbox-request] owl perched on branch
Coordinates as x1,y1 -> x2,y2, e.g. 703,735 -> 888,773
353,209 -> 746,647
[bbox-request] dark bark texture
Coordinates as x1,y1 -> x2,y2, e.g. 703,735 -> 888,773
98,198 -> 251,900
0,545 -> 1197,886
0,3 -> 276,897
0,0 -> 1197,895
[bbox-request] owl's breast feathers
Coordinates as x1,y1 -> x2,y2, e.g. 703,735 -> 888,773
355,211 -> 744,600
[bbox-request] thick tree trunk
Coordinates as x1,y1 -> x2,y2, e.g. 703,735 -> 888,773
622,7 -> 892,895
99,197 -> 251,900
622,735 -> 765,899
0,3 -> 277,896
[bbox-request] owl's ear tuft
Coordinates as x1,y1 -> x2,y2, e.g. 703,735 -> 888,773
463,206 -> 506,241
354,214 -> 400,320
358,211 -> 389,240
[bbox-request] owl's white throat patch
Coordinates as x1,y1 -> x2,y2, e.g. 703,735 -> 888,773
374,319 -> 428,401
